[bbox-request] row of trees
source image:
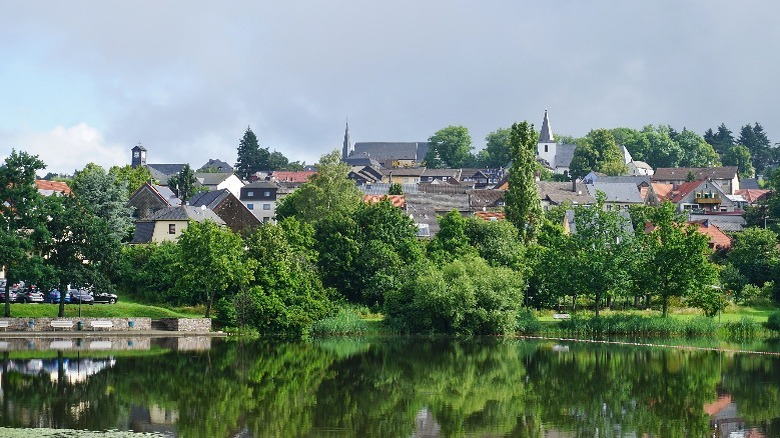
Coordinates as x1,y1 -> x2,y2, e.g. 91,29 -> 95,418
422,121 -> 777,181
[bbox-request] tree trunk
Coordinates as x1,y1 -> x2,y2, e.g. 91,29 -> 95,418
58,283 -> 66,318
3,276 -> 11,317
594,293 -> 601,318
205,290 -> 212,318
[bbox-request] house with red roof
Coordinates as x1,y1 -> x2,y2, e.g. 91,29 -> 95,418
35,180 -> 71,196
664,179 -> 739,213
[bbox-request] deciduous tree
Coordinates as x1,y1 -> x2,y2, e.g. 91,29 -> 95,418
72,163 -> 135,241
504,121 -> 544,243
424,125 -> 473,169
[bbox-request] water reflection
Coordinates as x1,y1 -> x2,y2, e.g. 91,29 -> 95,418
0,337 -> 777,437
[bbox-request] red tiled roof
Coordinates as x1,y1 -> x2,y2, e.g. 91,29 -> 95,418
474,211 -> 505,221
690,220 -> 732,250
667,180 -> 702,203
649,183 -> 674,202
271,171 -> 317,183
35,180 -> 71,195
735,189 -> 770,204
363,194 -> 406,208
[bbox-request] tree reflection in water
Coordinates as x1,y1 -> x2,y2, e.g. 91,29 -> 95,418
0,337 -> 777,437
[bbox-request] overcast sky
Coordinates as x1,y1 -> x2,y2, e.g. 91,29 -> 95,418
1,1 -> 779,175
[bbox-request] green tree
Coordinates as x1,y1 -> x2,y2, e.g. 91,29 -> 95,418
728,227 -> 779,287
635,201 -> 718,316
482,127 -> 512,168
722,144 -> 755,179
504,121 -> 544,243
178,221 -> 253,317
641,125 -> 683,169
108,164 -> 152,196
0,150 -> 47,317
71,163 -> 134,241
276,150 -> 362,224
424,125 -> 473,168
570,129 -> 627,178
39,194 -> 120,317
237,220 -> 332,336
738,122 -> 772,173
388,183 -> 403,195
235,127 -> 271,179
384,255 -> 524,335
167,164 -> 197,202
676,129 -> 720,168
703,123 -> 735,154
427,210 -> 476,263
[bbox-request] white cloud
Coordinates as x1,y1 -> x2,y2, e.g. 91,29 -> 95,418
0,124 -> 127,175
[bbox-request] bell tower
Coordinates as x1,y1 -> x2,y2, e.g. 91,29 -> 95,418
537,110 -> 556,166
131,143 -> 147,168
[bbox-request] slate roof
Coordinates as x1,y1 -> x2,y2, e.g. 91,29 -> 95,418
189,190 -> 229,209
343,154 -> 382,168
594,175 -> 652,186
405,192 -> 470,236
587,182 -> 644,204
130,222 -> 155,244
422,168 -> 461,178
35,180 -> 71,196
382,168 -> 426,177
652,166 -> 738,181
147,205 -> 225,224
469,189 -> 505,208
194,172 -> 235,186
554,144 -> 577,169
539,110 -> 554,143
630,160 -> 653,170
146,163 -> 187,182
740,178 -> 761,190
688,213 -> 745,233
352,142 -> 429,162
537,181 -> 595,205
198,159 -> 233,172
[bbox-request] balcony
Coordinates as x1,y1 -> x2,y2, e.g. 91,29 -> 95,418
694,193 -> 721,204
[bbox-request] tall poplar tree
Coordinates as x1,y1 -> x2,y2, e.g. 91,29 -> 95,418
504,121 -> 543,244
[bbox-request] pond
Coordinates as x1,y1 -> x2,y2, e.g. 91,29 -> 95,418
0,335 -> 779,437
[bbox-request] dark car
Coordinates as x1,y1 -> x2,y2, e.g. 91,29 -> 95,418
92,292 -> 118,304
68,289 -> 94,305
18,285 -> 44,303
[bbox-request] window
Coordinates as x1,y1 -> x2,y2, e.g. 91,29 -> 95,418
168,224 -> 176,234
247,191 -> 254,197
263,191 -> 270,197
263,217 -> 270,223
247,203 -> 254,210
262,204 -> 271,210
544,145 -> 548,153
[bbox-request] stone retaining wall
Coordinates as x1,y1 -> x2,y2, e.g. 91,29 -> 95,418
0,317 -> 152,332
157,318 -> 212,332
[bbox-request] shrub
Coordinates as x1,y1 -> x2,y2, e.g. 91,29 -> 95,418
765,311 -> 780,332
722,317 -> 761,339
310,308 -> 368,336
515,310 -> 542,334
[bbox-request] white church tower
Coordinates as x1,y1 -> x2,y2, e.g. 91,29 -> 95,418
537,110 -> 556,166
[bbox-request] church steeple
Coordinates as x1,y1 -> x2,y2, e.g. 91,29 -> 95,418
342,119 -> 352,160
539,109 -> 554,143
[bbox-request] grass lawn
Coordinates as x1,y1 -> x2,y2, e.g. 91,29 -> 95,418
0,301 -> 203,319
535,304 -> 777,324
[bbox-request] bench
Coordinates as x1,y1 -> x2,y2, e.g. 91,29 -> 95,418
51,320 -> 74,331
90,320 -> 114,331
0,321 -> 9,331
553,313 -> 571,320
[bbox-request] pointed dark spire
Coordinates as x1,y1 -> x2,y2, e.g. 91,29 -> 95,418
539,110 -> 554,143
342,118 -> 352,160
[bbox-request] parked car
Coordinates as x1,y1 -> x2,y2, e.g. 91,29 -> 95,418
18,285 -> 44,303
92,292 -> 118,304
68,289 -> 94,305
48,289 -> 71,304
0,282 -> 25,303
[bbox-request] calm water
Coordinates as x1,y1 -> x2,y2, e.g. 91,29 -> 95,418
0,336 -> 779,437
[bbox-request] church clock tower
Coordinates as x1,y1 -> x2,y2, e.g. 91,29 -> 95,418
131,143 -> 147,168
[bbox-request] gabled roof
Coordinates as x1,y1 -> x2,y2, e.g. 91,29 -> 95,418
128,183 -> 180,206
469,189 -> 505,208
422,168 -> 461,178
146,163 -> 187,179
243,181 -> 278,189
595,175 -> 652,186
586,182 -> 643,204
271,171 -> 316,183
35,180 -> 71,196
537,181 -> 595,205
194,172 -> 236,186
629,160 -> 653,170
189,190 -> 230,209
740,178 -> 761,190
198,159 -> 233,172
689,220 -> 732,249
382,168 -> 426,177
363,194 -> 406,208
649,183 -> 674,201
667,179 -> 727,203
652,166 -> 739,181
130,222 -> 155,244
735,189 -> 770,204
147,205 -> 225,224
554,144 -> 577,169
